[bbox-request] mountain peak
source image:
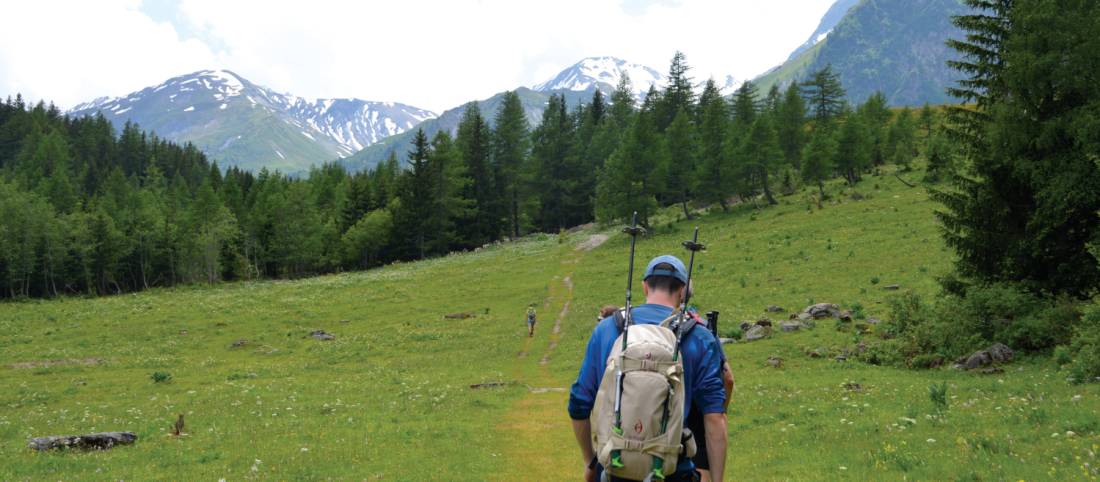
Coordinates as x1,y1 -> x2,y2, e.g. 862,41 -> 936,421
533,56 -> 665,100
67,69 -> 436,172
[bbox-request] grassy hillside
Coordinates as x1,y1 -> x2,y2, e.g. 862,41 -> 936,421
2,166 -> 1098,480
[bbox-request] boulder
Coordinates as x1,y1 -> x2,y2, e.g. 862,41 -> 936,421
884,284 -> 901,291
754,319 -> 773,328
838,310 -> 853,322
719,338 -> 737,345
797,312 -> 813,322
310,330 -> 336,341
739,321 -> 752,332
954,343 -> 1014,370
766,356 -> 783,368
765,305 -> 785,313
802,303 -> 842,320
743,324 -> 771,342
780,322 -> 802,332
29,432 -> 136,451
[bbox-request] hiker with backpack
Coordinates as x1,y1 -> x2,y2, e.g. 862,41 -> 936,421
527,304 -> 537,337
569,220 -> 727,482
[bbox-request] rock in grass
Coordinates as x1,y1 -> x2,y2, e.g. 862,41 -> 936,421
802,303 -> 842,320
884,284 -> 901,290
781,321 -> 802,332
765,305 -> 785,313
230,339 -> 249,348
766,356 -> 783,368
444,312 -> 475,319
310,330 -> 336,341
954,343 -> 1013,370
743,324 -> 771,342
29,432 -> 136,451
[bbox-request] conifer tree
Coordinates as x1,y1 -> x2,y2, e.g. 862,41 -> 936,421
659,51 -> 695,130
857,92 -> 893,165
777,82 -> 807,168
833,110 -> 872,185
492,91 -> 529,239
695,79 -> 733,211
739,115 -> 783,205
801,128 -> 836,199
937,0 -> 1100,296
455,103 -> 495,248
663,110 -> 697,218
391,129 -> 435,260
800,65 -> 847,128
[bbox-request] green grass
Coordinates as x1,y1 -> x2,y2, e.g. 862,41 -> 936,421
2,167 -> 1099,481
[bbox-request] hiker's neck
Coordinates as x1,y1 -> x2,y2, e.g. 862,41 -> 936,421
643,287 -> 682,309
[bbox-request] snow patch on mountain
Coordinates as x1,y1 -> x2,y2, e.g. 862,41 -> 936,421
533,56 -> 665,101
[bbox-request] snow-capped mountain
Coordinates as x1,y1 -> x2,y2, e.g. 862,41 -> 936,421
532,56 -> 666,102
532,56 -> 738,101
68,70 -> 436,172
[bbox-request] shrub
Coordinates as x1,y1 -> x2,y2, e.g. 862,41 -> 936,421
1053,345 -> 1073,366
151,371 -> 172,383
928,381 -> 949,412
1068,308 -> 1100,384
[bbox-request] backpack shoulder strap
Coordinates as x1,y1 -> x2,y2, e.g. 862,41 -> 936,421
613,308 -> 627,332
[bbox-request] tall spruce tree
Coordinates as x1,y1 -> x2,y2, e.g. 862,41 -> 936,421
739,115 -> 783,205
492,91 -> 530,239
833,110 -> 872,185
391,129 -> 435,260
936,0 -> 1100,296
659,51 -> 695,131
777,82 -> 807,168
695,79 -> 733,211
455,103 -> 495,248
801,128 -> 836,199
663,110 -> 697,218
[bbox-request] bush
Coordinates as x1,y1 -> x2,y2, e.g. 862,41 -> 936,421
1053,345 -> 1073,366
1068,308 -> 1100,384
151,371 -> 172,383
722,326 -> 743,341
878,284 -> 1080,368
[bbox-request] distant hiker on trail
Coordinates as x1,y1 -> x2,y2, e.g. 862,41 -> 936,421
526,304 -> 537,337
569,254 -> 728,482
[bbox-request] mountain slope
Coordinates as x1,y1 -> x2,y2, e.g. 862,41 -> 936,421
68,70 -> 435,172
755,0 -> 969,106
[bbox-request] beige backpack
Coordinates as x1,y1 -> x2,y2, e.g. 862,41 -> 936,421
592,311 -> 696,480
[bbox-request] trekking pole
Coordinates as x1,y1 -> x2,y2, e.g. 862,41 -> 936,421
622,212 -> 645,327
612,211 -> 645,470
678,227 -> 705,328
651,227 -> 706,480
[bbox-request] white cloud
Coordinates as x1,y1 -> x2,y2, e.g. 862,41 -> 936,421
0,0 -> 835,112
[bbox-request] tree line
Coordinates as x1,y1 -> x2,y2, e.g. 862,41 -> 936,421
0,53 -> 935,299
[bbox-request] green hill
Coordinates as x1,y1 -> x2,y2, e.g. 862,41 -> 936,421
2,166 -> 1096,480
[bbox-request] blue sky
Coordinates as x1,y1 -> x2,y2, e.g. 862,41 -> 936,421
0,0 -> 836,112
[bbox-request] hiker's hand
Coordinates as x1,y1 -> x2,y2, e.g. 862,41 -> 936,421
584,466 -> 596,482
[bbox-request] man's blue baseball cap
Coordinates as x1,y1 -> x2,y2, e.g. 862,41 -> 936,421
643,255 -> 688,284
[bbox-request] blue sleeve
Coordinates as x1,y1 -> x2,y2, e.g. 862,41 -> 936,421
691,329 -> 726,414
568,320 -> 610,420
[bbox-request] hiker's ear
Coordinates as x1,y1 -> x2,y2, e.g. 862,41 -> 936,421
642,282 -> 650,297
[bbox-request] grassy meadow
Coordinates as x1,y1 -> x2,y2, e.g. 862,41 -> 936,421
2,166 -> 1098,481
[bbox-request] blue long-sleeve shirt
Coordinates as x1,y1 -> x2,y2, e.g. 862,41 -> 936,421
568,303 -> 726,474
